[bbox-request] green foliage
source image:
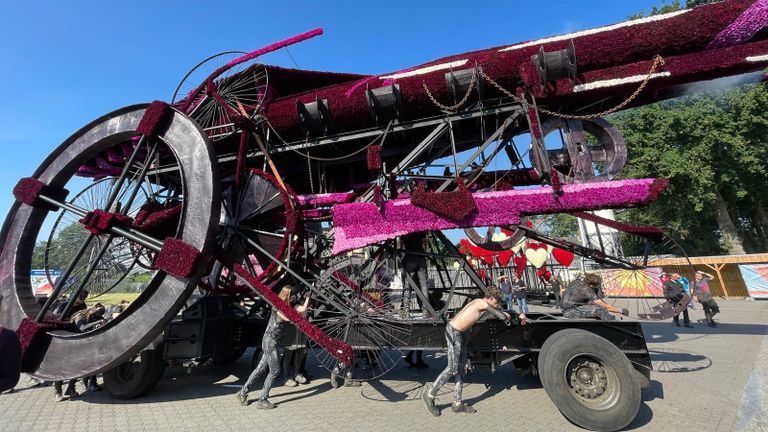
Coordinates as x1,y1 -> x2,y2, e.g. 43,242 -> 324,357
531,214 -> 579,242
610,83 -> 768,255
628,0 -> 718,19
31,222 -> 90,273
86,292 -> 141,307
629,0 -> 682,19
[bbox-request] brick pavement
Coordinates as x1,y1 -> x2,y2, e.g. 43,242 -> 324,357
1,300 -> 766,432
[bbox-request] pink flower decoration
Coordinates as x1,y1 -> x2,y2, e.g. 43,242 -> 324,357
410,178 -> 477,221
332,178 -> 666,254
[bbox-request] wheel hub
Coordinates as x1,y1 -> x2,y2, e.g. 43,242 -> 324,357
569,358 -> 608,400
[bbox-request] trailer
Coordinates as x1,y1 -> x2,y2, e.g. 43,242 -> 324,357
2,1 -> 767,430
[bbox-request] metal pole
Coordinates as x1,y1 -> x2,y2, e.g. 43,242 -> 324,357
35,233 -> 96,322
59,236 -> 116,319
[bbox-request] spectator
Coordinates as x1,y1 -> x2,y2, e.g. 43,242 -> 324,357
402,233 -> 436,318
497,273 -> 514,312
512,276 -> 529,314
283,291 -> 311,387
693,271 -> 721,327
107,299 -> 131,320
664,273 -> 693,328
53,379 -> 78,401
282,347 -> 310,386
552,274 -> 565,308
53,301 -> 107,400
52,290 -> 89,321
660,271 -> 670,285
678,274 -> 695,310
560,274 -> 628,320
404,350 -> 428,369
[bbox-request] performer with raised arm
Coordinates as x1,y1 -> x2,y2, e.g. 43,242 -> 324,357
236,285 -> 309,409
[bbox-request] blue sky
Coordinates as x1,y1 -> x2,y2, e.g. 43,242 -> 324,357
0,0 -> 662,219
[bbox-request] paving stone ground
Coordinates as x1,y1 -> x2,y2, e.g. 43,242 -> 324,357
1,299 -> 766,432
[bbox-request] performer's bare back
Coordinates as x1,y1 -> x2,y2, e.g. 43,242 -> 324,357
450,298 -> 503,332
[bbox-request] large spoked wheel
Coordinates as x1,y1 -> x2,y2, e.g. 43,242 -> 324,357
579,223 -> 695,320
173,52 -> 269,141
211,169 -> 298,289
310,255 -> 411,381
44,177 -> 150,298
538,329 -> 641,432
0,104 -> 220,380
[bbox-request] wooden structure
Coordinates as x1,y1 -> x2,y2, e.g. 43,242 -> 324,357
656,253 -> 768,297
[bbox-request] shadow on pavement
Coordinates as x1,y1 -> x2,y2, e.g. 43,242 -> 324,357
641,322 -> 768,344
649,348 -> 712,373
624,402 -> 654,430
641,380 -> 664,401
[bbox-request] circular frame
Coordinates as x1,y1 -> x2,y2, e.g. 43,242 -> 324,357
0,104 -> 220,379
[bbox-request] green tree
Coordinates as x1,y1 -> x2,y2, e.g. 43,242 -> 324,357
628,0 -> 717,19
610,82 -> 768,255
610,0 -> 767,256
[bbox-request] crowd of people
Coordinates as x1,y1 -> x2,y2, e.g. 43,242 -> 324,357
662,270 -> 721,327
0,291 -> 133,400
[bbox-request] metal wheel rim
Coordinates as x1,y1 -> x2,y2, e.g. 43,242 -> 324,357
310,255 -> 412,381
564,353 -> 620,410
0,104 -> 220,380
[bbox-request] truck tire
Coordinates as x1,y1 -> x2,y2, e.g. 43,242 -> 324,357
103,349 -> 166,399
538,329 -> 640,432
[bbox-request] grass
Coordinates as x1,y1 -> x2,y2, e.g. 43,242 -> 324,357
85,292 -> 141,306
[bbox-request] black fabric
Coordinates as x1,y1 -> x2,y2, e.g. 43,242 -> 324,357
0,327 -> 22,393
513,281 -> 527,300
663,279 -> 685,300
562,305 -> 615,320
702,299 -> 720,322
560,280 -> 598,310
672,307 -> 690,324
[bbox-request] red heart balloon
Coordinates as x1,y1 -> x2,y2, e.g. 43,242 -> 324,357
536,268 -> 553,281
498,250 -> 513,267
527,242 -> 540,251
514,255 -> 527,276
552,248 -> 575,267
459,239 -> 472,254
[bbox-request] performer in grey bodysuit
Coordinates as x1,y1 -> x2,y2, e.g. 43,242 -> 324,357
423,286 -> 524,416
237,286 -> 308,409
560,274 -> 628,320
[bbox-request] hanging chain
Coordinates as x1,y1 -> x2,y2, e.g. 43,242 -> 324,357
478,55 -> 666,120
264,119 -> 393,163
307,151 -> 314,194
423,67 -> 479,112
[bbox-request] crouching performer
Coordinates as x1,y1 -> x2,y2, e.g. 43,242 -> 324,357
236,285 -> 309,409
422,286 -> 526,416
560,273 -> 628,320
